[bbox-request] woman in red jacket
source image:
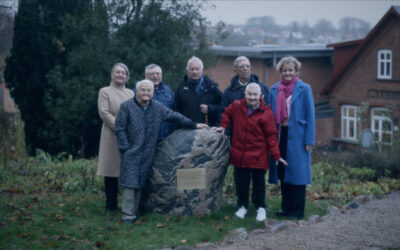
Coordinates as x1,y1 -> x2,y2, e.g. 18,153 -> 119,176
213,83 -> 287,221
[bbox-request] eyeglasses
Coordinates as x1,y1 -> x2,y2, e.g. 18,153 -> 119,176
146,72 -> 161,76
138,88 -> 153,94
237,64 -> 250,70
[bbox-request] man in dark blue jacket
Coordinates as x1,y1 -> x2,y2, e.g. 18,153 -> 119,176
222,56 -> 269,109
144,64 -> 175,141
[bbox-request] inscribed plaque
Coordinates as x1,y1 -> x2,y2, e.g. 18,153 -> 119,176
177,168 -> 206,190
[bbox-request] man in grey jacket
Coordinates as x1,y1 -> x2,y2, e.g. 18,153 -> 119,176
115,79 -> 207,223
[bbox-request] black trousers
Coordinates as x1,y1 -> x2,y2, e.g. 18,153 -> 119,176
234,166 -> 266,209
278,126 -> 306,218
104,176 -> 119,211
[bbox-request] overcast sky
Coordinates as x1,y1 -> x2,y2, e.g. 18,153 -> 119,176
202,0 -> 400,27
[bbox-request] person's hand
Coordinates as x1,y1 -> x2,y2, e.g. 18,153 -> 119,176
306,145 -> 313,151
276,157 -> 288,166
200,104 -> 208,114
211,127 -> 225,134
196,123 -> 208,129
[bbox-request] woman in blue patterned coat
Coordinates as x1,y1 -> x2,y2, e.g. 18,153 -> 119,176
115,79 -> 208,223
268,56 -> 315,219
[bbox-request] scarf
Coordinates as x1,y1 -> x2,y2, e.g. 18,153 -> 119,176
188,76 -> 204,96
276,76 -> 298,124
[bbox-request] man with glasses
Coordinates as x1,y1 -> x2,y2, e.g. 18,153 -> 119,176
144,64 -> 175,141
222,56 -> 269,109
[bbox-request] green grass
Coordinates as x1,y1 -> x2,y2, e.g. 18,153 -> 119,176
0,152 -> 398,249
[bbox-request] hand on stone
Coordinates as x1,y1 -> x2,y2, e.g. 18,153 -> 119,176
211,127 -> 225,134
200,104 -> 208,114
276,157 -> 288,167
196,123 -> 208,129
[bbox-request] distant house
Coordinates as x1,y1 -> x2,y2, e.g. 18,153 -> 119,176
319,6 -> 400,148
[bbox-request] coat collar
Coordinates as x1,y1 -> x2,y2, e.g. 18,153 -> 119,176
271,78 -> 305,104
239,98 -> 266,113
229,73 -> 259,90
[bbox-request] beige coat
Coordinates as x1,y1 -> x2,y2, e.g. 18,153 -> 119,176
97,82 -> 134,177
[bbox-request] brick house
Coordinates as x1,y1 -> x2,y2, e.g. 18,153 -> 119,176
206,45 -> 335,145
319,6 -> 400,148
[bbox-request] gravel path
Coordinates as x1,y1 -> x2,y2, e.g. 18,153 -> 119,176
213,193 -> 400,250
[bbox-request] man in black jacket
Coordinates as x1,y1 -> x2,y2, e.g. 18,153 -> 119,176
174,56 -> 222,127
222,56 -> 269,110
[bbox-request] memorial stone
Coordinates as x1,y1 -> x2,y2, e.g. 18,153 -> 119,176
141,128 -> 230,216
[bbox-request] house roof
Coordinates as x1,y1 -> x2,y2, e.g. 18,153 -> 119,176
320,6 -> 400,95
212,44 -> 333,60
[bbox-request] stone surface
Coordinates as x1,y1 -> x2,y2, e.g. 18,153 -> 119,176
264,220 -> 287,233
327,205 -> 340,215
222,227 -> 249,245
250,229 -> 268,235
353,195 -> 370,205
345,202 -> 359,209
141,128 -> 230,216
194,242 -> 218,249
308,215 -> 321,223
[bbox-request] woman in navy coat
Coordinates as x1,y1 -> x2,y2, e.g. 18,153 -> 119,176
268,56 -> 315,219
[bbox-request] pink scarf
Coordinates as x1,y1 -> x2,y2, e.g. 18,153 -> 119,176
276,76 -> 298,124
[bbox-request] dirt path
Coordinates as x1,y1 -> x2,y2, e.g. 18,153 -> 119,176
215,193 -> 400,250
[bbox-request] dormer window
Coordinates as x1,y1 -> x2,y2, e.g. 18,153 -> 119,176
377,50 -> 392,79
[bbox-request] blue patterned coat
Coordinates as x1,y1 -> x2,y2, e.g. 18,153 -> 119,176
115,98 -> 196,188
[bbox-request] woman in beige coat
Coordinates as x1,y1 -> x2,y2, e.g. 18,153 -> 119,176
97,63 -> 134,211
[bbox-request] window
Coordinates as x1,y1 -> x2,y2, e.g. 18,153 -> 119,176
377,50 -> 392,79
371,108 -> 392,144
341,105 -> 360,141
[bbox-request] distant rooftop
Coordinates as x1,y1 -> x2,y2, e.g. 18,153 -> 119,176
212,44 -> 333,59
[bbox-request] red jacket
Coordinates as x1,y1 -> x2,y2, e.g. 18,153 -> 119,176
221,98 -> 280,169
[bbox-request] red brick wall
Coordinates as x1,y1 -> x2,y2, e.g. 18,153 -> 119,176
316,117 -> 335,146
207,56 -> 333,103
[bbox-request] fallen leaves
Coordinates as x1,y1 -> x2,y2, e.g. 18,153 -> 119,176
156,223 -> 167,228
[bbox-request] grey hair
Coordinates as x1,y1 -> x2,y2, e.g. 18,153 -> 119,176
234,56 -> 250,68
276,56 -> 302,73
145,64 -> 162,74
135,79 -> 154,91
245,82 -> 261,94
111,63 -> 130,83
186,56 -> 204,70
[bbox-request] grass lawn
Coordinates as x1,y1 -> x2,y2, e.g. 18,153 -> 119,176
0,153 -> 397,249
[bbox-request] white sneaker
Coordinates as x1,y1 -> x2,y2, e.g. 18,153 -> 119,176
234,206 -> 247,219
256,207 -> 266,222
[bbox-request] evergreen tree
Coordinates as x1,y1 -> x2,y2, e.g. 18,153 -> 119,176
44,0 -> 110,157
4,0 -> 67,154
109,0 -> 216,89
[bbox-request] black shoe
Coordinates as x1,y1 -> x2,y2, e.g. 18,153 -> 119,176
105,206 -> 118,212
288,214 -> 303,220
276,210 -> 288,217
122,218 -> 134,224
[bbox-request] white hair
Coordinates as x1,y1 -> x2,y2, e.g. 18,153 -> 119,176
186,56 -> 204,70
145,64 -> 162,74
234,56 -> 250,68
135,79 -> 154,91
245,82 -> 261,94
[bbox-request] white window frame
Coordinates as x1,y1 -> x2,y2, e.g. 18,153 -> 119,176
377,50 -> 392,79
341,105 -> 360,141
371,108 -> 392,145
